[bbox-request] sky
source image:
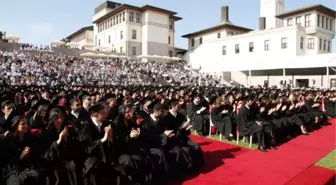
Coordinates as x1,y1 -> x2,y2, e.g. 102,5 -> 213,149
0,0 -> 335,51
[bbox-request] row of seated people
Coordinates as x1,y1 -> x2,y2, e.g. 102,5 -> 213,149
0,94 -> 204,185
187,91 -> 335,152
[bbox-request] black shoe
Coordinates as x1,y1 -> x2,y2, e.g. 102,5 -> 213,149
269,146 -> 277,150
258,146 -> 268,152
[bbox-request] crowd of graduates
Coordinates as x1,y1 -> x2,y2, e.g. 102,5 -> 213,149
0,85 -> 335,185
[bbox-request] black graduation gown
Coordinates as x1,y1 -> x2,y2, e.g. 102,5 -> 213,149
210,106 -> 232,138
113,115 -> 150,183
237,106 -> 262,136
78,119 -> 119,185
324,98 -> 336,118
1,133 -> 40,185
161,111 -> 204,171
41,127 -> 84,185
139,117 -> 168,181
186,102 -> 206,132
304,99 -> 326,119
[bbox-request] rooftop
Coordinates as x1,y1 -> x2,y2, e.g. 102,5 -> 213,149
276,4 -> 336,19
66,26 -> 94,40
182,23 -> 252,38
93,2 -> 181,24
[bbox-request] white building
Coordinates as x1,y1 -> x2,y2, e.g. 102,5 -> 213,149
92,1 -> 182,57
66,26 -> 94,50
182,0 -> 336,88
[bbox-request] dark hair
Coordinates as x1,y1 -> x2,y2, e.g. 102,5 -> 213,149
1,100 -> 14,109
70,98 -> 81,105
153,104 -> 164,111
170,100 -> 179,108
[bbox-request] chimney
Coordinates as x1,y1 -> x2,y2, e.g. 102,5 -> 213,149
259,17 -> 266,30
221,6 -> 232,24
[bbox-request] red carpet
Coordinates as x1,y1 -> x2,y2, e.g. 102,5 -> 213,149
171,119 -> 336,185
286,166 -> 336,185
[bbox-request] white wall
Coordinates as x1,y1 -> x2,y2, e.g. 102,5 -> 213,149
92,8 -> 113,22
185,26 -> 300,69
260,0 -> 284,29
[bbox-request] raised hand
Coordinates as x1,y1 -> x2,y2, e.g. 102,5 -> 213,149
20,146 -> 30,160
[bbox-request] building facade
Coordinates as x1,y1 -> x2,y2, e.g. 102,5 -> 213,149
92,1 -> 181,57
66,26 -> 94,50
182,1 -> 336,88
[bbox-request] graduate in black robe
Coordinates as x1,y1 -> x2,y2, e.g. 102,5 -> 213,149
139,104 -> 169,182
323,92 -> 336,118
161,100 -> 204,173
304,92 -> 327,125
40,108 -> 84,185
66,98 -> 90,135
78,104 -> 121,185
187,95 -> 207,136
113,105 -> 151,184
237,97 -> 267,152
1,116 -> 41,185
210,97 -> 233,139
0,100 -> 16,135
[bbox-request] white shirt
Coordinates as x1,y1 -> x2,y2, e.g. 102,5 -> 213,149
71,110 -> 79,119
91,117 -> 103,132
169,109 -> 177,118
150,114 -> 157,122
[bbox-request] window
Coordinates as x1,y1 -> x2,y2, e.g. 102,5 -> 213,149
108,35 -> 111,44
264,40 -> 270,51
132,46 -> 136,55
129,12 -> 134,22
326,18 -> 329,30
95,36 -> 97,46
300,37 -> 304,49
307,38 -> 314,49
116,15 -> 118,24
323,39 -> 326,50
120,47 -> 123,53
305,14 -> 311,27
296,17 -> 301,26
168,36 -> 171,45
317,14 -> 320,27
217,32 -> 221,38
120,31 -> 123,40
119,14 -> 122,23
227,31 -> 233,36
249,42 -> 254,52
136,13 -> 140,23
328,41 -> 331,52
287,18 -> 293,26
132,30 -> 136,39
222,46 -> 226,55
330,19 -> 333,31
169,20 -> 173,30
169,50 -> 173,57
110,19 -> 112,27
319,38 -> 322,50
191,39 -> 195,48
235,44 -> 240,54
281,37 -> 287,49
199,37 -> 202,44
123,12 -> 125,22
322,16 -> 325,28
98,39 -> 100,46
113,17 -> 115,25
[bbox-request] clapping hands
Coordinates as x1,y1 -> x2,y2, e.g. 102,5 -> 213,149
164,130 -> 175,138
20,146 -> 30,160
130,128 -> 140,138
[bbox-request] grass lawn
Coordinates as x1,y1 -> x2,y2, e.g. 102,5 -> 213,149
315,150 -> 336,170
